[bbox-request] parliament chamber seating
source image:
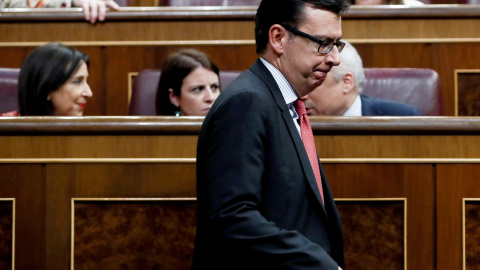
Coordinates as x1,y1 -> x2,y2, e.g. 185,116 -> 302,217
363,68 -> 443,116
128,69 -> 241,115
0,68 -> 20,115
130,67 -> 443,116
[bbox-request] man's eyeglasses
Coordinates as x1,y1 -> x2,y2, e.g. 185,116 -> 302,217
281,24 -> 345,55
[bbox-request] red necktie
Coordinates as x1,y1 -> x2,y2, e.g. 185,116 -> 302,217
293,99 -> 325,205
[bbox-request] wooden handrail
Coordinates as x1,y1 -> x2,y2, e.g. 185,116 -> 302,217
3,5 -> 480,22
1,116 -> 480,135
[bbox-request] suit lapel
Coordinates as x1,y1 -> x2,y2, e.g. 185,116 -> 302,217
360,95 -> 372,116
250,59 -> 327,214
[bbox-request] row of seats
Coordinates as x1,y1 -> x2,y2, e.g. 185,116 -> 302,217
0,67 -> 443,116
129,68 -> 443,116
0,68 -> 20,114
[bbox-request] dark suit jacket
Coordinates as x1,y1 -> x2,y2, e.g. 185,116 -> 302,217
361,94 -> 422,116
192,59 -> 344,270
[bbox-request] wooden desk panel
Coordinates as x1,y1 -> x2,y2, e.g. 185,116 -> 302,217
325,163 -> 435,270
0,164 -> 43,270
0,134 -> 198,158
0,117 -> 479,269
45,162 -> 196,269
436,164 -> 480,270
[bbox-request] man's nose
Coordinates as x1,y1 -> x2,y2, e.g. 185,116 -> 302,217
324,45 -> 341,66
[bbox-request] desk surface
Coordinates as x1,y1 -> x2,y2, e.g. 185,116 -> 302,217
1,116 -> 480,134
1,116 -> 480,160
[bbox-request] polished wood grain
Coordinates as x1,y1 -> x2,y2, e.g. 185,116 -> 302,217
431,43 -> 480,116
337,200 -> 405,270
0,201 -> 13,270
0,135 -> 197,158
326,163 -> 435,270
2,116 -> 480,135
0,117 -> 479,269
3,6 -> 480,43
456,71 -> 480,116
2,117 -> 480,160
129,0 -> 158,6
0,164 -> 43,270
73,200 -> 196,270
316,135 -> 480,159
464,202 -> 480,269
436,164 -> 480,270
0,15 -> 255,43
45,163 -> 196,269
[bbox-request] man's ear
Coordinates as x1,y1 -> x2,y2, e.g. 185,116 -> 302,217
169,88 -> 180,107
269,24 -> 289,55
342,72 -> 356,94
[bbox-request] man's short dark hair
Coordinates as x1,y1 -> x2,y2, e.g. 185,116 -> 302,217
255,0 -> 350,54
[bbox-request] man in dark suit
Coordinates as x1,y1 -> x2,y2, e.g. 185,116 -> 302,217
302,41 -> 422,116
192,0 -> 349,269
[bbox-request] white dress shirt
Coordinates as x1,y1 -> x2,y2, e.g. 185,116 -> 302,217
342,95 -> 362,116
260,58 -> 301,135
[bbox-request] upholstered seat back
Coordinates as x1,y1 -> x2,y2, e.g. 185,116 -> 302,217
363,68 -> 443,116
130,68 -> 443,116
0,68 -> 20,114
129,69 -> 241,115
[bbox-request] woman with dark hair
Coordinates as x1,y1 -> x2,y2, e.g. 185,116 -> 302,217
9,43 -> 92,116
156,49 -> 220,116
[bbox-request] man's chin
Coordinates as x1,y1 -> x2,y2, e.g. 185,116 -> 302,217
308,79 -> 325,93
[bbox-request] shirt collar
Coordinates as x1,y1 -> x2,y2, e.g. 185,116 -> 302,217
343,94 -> 362,116
259,58 -> 298,105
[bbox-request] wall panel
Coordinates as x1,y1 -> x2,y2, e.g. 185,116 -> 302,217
45,162 -> 196,269
0,117 -> 478,269
437,164 -> 480,270
0,164 -> 43,270
325,163 -> 435,270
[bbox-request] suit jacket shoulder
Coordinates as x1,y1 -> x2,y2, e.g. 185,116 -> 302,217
360,94 -> 422,116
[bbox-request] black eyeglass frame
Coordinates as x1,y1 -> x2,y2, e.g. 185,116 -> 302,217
280,24 -> 345,55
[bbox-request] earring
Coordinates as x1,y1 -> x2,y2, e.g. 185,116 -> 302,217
175,109 -> 181,117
